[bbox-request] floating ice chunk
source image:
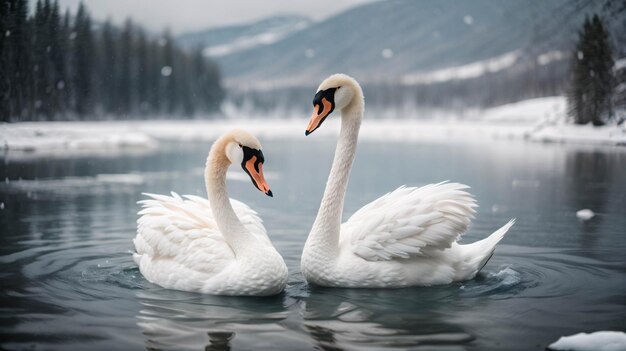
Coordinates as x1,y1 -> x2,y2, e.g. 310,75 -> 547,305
463,15 -> 474,25
0,202 -> 4,210
576,209 -> 595,221
548,331 -> 626,351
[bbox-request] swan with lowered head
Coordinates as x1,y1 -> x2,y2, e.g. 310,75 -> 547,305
301,73 -> 515,288
133,129 -> 287,296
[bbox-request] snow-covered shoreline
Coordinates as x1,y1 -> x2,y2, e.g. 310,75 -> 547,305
1,97 -> 625,153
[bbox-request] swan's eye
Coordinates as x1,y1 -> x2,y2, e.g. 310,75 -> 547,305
238,143 -> 242,148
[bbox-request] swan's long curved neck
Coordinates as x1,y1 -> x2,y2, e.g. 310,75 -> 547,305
205,145 -> 250,256
306,102 -> 363,258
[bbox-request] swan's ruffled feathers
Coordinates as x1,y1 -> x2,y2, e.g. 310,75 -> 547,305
342,182 -> 477,261
134,192 -> 269,277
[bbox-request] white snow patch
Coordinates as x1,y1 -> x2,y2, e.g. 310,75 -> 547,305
402,51 -> 520,85
530,123 -> 626,145
548,331 -> 626,351
203,20 -> 309,57
614,58 -> 626,71
538,50 -> 566,66
481,96 -> 565,123
576,209 -> 595,221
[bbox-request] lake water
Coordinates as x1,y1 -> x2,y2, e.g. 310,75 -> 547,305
1,136 -> 625,350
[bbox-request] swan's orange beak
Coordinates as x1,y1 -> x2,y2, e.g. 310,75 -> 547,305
306,97 -> 333,136
244,155 -> 272,197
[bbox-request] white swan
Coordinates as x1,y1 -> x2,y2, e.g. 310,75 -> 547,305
301,74 -> 515,288
133,129 -> 288,296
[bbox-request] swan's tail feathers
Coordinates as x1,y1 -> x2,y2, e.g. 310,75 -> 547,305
465,219 -> 515,275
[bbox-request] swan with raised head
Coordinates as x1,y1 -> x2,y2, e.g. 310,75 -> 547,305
133,129 -> 287,296
301,74 -> 515,288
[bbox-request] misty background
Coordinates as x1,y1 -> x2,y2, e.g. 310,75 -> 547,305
1,0 -> 624,121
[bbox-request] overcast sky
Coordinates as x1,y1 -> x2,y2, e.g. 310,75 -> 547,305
49,0 -> 376,34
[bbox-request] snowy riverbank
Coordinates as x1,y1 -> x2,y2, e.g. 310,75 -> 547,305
1,97 -> 625,152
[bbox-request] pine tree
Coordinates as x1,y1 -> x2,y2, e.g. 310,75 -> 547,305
1,0 -> 32,121
100,19 -> 117,115
192,48 -> 223,114
117,18 -> 133,116
146,39 -> 162,114
60,8 -> 71,115
48,0 -> 65,119
135,28 -> 149,115
0,1 -> 9,120
72,2 -> 94,118
567,15 -> 615,125
1,1 -> 223,121
178,53 -> 194,116
32,0 -> 50,119
161,30 -> 177,115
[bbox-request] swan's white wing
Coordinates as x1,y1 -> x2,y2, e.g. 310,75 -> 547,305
181,194 -> 270,245
134,192 -> 270,279
342,182 -> 477,262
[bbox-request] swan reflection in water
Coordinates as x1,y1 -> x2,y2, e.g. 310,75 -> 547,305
299,285 -> 475,350
135,289 -> 289,351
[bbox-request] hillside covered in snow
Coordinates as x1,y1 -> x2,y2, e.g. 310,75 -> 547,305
180,0 -> 623,91
174,0 -> 625,111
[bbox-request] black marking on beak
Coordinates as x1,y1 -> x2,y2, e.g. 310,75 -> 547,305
312,88 -> 336,113
307,87 -> 337,135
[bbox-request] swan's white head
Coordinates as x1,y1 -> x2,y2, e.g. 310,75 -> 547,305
214,129 -> 272,197
306,73 -> 363,135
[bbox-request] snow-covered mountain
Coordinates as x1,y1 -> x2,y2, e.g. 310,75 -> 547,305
190,1 -> 618,85
178,0 -> 623,108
